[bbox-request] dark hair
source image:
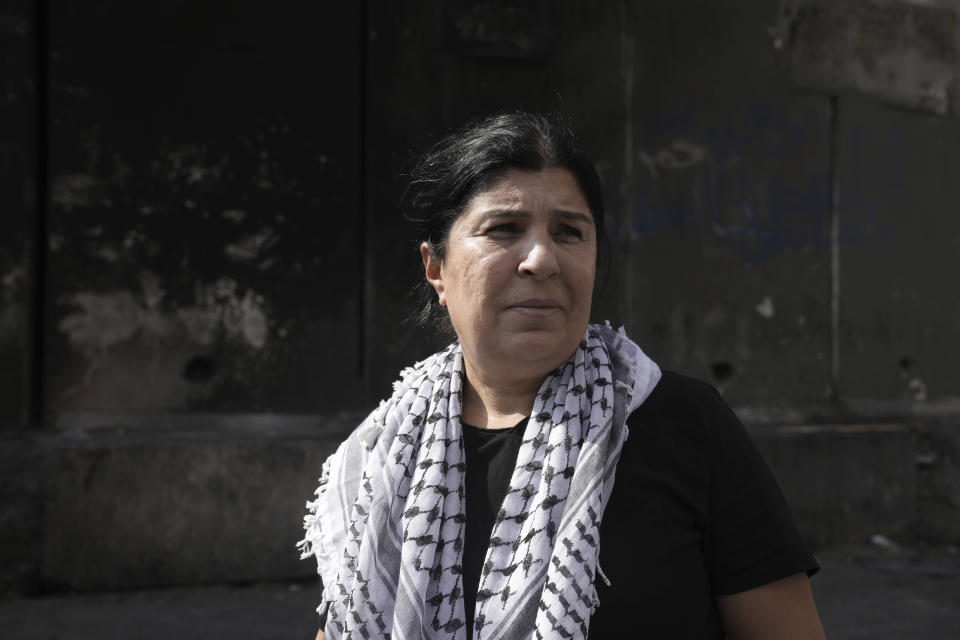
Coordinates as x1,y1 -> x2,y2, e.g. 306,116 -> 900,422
403,111 -> 608,334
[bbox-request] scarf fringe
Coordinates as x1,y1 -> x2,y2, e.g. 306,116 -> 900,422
297,456 -> 330,562
299,325 -> 661,639
298,456 -> 337,615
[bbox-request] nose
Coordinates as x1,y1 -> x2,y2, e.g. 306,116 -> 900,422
517,232 -> 559,280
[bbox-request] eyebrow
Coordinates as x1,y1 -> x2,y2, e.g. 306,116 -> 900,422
483,209 -> 593,224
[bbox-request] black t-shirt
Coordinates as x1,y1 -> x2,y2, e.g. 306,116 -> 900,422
460,416 -> 531,632
460,371 -> 819,638
318,371 -> 819,637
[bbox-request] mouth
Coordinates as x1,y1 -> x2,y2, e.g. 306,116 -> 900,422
506,299 -> 564,316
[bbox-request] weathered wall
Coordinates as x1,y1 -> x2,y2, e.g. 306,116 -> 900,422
0,0 -> 41,595
778,0 -> 960,116
615,0 -> 833,416
912,420 -> 960,543
754,424 -> 916,546
45,0 -> 364,418
33,0 -> 960,426
4,0 -> 960,592
837,97 -> 960,415
363,0 -> 629,399
363,0 -> 837,419
0,0 -> 35,428
40,418 -> 354,589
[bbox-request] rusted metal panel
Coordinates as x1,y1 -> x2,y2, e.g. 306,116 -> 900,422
0,1 -> 35,427
775,0 -> 960,116
46,1 -> 362,418
837,96 -> 960,414
615,1 -> 834,418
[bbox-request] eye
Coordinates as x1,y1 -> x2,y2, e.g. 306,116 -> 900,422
556,224 -> 584,240
485,222 -> 518,236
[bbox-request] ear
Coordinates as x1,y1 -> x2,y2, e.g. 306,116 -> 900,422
420,242 -> 446,306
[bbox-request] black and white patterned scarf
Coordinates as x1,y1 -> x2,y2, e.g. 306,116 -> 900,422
300,323 -> 660,639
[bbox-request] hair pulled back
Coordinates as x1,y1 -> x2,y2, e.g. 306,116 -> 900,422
403,111 -> 607,333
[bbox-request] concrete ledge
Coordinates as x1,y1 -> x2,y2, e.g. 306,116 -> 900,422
751,423 -> 915,547
0,431 -> 45,594
40,416 -> 358,590
33,418 -> 918,589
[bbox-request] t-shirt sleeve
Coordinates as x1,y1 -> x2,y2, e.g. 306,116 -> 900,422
700,385 -> 820,595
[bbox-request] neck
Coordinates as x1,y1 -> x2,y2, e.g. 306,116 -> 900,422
461,358 -> 542,430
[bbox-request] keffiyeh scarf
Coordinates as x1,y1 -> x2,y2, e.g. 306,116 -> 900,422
299,323 -> 660,639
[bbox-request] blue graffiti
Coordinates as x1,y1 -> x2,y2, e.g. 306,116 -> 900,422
608,100 -> 893,261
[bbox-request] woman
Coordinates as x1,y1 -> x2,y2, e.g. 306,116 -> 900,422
300,113 -> 825,639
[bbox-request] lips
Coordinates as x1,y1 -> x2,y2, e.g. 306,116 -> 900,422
506,298 -> 564,316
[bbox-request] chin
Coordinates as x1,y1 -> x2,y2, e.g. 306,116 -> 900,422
500,331 -> 580,370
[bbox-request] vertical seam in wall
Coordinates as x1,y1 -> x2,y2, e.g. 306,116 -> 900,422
27,0 -> 49,428
359,0 -> 372,388
828,95 -> 841,404
619,0 -> 635,331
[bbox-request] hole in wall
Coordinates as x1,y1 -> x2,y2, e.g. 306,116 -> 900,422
182,356 -> 216,383
710,361 -> 734,382
899,356 -> 914,372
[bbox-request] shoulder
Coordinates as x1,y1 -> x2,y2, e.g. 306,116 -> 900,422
621,370 -> 761,484
628,370 -> 738,438
613,371 -> 731,494
641,370 -> 724,411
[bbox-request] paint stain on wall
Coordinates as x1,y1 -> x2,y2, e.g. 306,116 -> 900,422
55,272 -> 272,413
59,271 -> 270,355
51,174 -> 100,210
221,209 -> 248,223
755,296 -> 776,319
223,227 -> 277,263
0,267 -> 24,346
623,116 -> 833,259
776,0 -> 959,115
176,277 -> 269,349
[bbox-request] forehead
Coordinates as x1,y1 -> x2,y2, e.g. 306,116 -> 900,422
462,167 -> 592,218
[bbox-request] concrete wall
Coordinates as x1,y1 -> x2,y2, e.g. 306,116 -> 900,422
2,0 -> 959,592
0,0 -> 35,428
39,417 -> 355,589
44,0 -> 364,416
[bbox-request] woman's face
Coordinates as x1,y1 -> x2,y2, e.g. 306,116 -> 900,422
421,167 -> 596,384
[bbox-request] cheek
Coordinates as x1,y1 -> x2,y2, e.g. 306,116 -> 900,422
567,254 -> 596,297
460,251 -> 510,291
577,276 -> 596,316
444,251 -> 501,311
